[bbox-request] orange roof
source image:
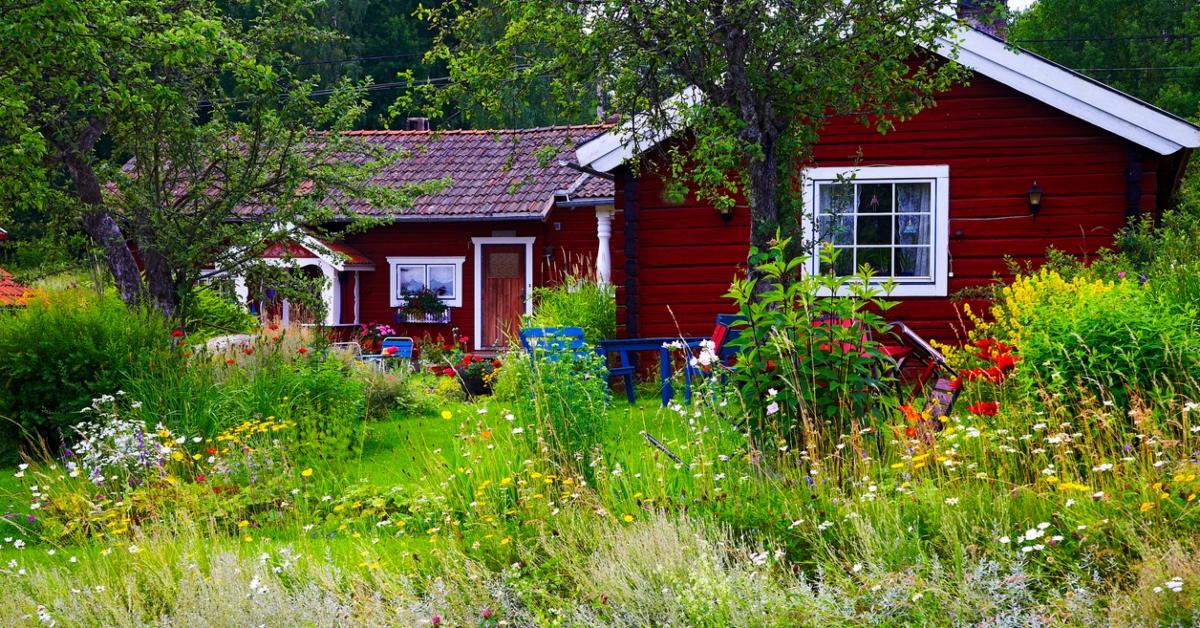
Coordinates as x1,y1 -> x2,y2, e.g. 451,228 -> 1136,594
0,268 -> 30,307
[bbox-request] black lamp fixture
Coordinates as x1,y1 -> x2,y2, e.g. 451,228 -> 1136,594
716,205 -> 734,224
1027,181 -> 1044,216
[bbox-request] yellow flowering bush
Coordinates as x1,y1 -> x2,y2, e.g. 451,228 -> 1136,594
971,267 -> 1200,394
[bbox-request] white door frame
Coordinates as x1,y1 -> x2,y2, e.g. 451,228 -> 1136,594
472,236 -> 535,351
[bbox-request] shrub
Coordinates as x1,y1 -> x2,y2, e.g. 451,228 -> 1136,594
972,267 -> 1200,395
361,367 -> 437,420
525,273 -> 616,342
249,356 -> 367,460
183,285 -> 257,341
0,290 -> 171,450
500,345 -> 609,474
722,236 -> 899,450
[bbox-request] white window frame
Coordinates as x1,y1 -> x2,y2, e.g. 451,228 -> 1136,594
801,165 -> 950,298
386,256 -> 465,308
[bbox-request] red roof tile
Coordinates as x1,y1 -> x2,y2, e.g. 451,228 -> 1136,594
308,125 -> 613,219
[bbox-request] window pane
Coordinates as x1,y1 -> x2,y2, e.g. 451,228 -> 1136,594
856,215 -> 892,245
819,247 -> 855,276
397,265 -> 426,295
857,183 -> 892,214
896,183 -> 931,213
895,247 -> 931,278
818,183 -> 854,215
895,214 -> 930,245
858,247 -> 893,276
817,215 -> 854,245
427,265 -> 456,299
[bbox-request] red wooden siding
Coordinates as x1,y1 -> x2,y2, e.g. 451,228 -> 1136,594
337,206 -> 605,345
614,72 -> 1163,343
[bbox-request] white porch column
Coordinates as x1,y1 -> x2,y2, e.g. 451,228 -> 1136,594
322,265 -> 339,326
595,204 -> 614,286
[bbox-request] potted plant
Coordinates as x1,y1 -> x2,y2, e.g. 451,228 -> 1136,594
356,322 -> 396,353
396,287 -> 450,324
455,354 -> 502,396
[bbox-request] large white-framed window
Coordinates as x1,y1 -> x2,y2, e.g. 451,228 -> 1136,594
802,165 -> 950,297
386,256 -> 465,308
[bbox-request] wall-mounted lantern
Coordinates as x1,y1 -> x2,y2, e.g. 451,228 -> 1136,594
1027,181 -> 1043,216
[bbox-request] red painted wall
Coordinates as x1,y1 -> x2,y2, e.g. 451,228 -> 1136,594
614,73 -> 1163,343
337,206 -> 604,345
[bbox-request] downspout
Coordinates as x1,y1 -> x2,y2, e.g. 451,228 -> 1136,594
1126,148 -> 1145,220
623,167 -> 639,339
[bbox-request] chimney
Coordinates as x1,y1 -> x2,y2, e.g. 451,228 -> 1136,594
958,0 -> 1008,39
405,117 -> 430,132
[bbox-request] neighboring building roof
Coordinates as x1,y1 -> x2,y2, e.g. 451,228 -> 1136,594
260,234 -> 375,271
330,125 -> 614,220
0,269 -> 30,307
577,27 -> 1200,172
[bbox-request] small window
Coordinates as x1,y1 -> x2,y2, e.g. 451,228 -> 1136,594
803,165 -> 949,297
386,257 -> 465,308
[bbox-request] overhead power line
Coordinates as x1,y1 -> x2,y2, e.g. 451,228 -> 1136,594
1014,33 -> 1200,44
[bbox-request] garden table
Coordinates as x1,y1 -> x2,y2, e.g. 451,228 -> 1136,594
595,337 -> 705,406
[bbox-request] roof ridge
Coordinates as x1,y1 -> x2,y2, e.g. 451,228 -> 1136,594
344,123 -> 610,137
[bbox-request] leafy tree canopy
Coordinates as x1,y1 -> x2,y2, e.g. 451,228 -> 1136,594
1010,0 -> 1200,119
0,0 -> 437,319
414,0 -> 970,253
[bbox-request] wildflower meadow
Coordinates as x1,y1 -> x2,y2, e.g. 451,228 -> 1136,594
0,205 -> 1199,627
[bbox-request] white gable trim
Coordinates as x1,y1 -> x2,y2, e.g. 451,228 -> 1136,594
576,28 -> 1200,170
939,29 -> 1200,156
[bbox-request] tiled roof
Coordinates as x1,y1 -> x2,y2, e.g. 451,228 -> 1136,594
323,125 -> 614,219
0,269 -> 30,307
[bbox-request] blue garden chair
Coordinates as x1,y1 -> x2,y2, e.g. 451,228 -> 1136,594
361,336 -> 415,370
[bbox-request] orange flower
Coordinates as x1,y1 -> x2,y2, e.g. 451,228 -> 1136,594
481,430 -> 492,440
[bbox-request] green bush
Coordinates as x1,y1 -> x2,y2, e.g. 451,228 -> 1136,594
723,236 -> 899,449
0,290 -> 171,449
361,367 -> 437,420
183,285 -> 257,341
499,345 -> 609,475
525,274 -> 616,342
975,267 -> 1200,396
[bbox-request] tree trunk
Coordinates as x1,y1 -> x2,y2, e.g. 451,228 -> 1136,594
63,152 -> 145,307
746,134 -> 781,253
142,248 -> 180,320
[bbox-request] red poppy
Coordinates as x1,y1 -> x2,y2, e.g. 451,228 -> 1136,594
269,323 -> 280,331
207,447 -> 216,455
244,347 -> 255,355
473,356 -> 483,363
765,359 -> 777,372
226,359 -> 236,365
196,474 -> 206,483
171,329 -> 184,338
905,426 -> 918,438
492,359 -> 502,368
992,354 -> 1020,371
298,347 -> 308,354
967,400 -> 1000,416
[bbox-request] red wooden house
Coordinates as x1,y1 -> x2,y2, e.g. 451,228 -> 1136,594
222,124 -> 615,351
574,26 -> 1200,342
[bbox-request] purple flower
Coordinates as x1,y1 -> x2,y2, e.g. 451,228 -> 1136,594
25,514 -> 35,523
1118,271 -> 1127,278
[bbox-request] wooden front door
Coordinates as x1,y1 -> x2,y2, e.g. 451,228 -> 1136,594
481,244 -> 526,349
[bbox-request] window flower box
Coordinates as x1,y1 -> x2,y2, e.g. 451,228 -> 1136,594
395,310 -> 451,325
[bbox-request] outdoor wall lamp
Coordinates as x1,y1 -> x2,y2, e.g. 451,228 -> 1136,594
716,205 -> 734,224
1027,181 -> 1043,216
